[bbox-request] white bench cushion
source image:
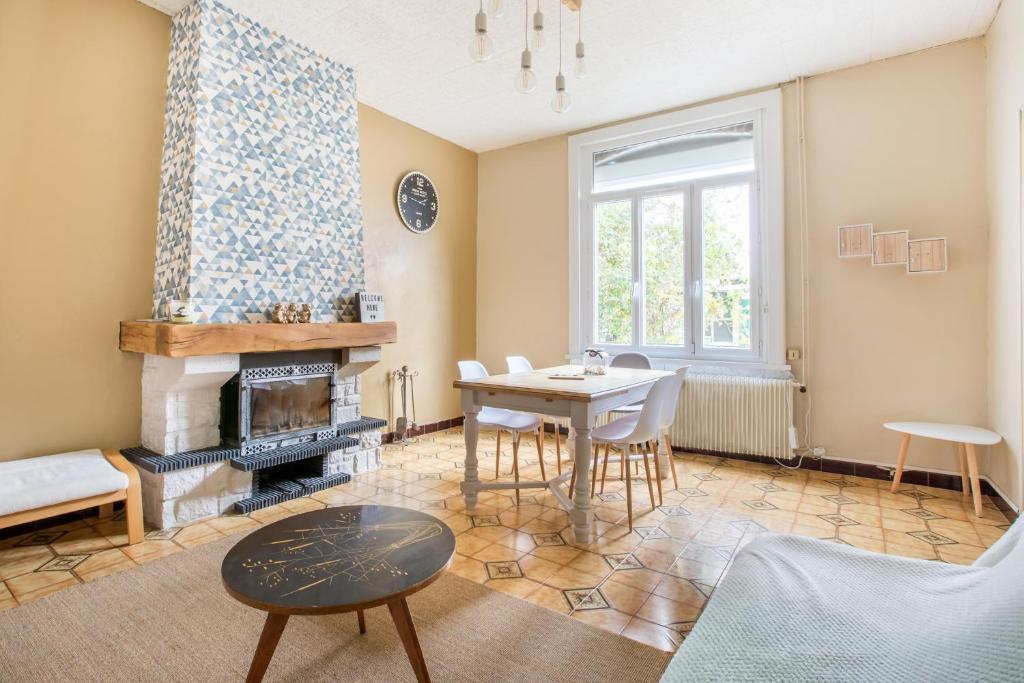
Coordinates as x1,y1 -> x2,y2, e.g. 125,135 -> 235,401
0,449 -> 129,517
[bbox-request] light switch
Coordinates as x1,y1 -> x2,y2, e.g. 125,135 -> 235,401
786,348 -> 801,361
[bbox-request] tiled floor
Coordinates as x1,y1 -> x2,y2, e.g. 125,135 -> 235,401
0,428 -> 1012,652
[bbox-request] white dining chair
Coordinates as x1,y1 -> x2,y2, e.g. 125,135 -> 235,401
506,355 -> 561,477
609,352 -> 652,416
575,372 -> 686,531
457,360 -> 544,504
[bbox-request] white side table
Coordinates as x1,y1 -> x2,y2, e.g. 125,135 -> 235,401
883,421 -> 1001,517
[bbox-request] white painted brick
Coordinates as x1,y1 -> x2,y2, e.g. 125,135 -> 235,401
336,405 -> 359,424
172,495 -> 218,523
360,431 -> 382,448
162,465 -> 207,499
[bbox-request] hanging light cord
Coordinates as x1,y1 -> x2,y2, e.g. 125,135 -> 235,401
524,0 -> 528,47
558,2 -> 563,72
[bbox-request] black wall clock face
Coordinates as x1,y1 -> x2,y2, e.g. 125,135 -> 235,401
396,171 -> 439,234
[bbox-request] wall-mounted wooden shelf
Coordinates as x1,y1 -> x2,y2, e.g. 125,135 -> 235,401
119,320 -> 397,357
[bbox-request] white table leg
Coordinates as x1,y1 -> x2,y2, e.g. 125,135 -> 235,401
569,403 -> 595,543
460,394 -> 481,513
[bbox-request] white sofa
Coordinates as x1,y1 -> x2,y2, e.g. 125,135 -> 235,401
0,449 -> 142,544
662,518 -> 1024,682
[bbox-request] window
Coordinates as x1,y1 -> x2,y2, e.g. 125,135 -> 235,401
569,91 -> 784,366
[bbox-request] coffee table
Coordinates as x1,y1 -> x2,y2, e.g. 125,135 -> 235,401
221,505 -> 456,683
884,421 -> 1002,517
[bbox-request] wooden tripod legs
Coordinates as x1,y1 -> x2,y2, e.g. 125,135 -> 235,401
244,600 -> 431,683
245,613 -> 290,683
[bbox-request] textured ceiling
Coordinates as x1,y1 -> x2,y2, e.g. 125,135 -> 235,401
138,0 -> 999,152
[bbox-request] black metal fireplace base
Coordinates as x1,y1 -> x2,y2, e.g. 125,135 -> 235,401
233,471 -> 351,514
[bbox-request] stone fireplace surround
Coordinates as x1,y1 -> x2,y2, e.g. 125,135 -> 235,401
118,325 -> 395,530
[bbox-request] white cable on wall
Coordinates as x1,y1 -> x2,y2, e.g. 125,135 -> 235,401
796,75 -> 814,449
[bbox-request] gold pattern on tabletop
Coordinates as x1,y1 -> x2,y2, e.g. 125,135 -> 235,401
240,512 -> 443,596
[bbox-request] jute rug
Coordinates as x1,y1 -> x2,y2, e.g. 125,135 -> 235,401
0,536 -> 670,682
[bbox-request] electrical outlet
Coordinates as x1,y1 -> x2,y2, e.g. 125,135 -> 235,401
786,348 -> 802,361
812,446 -> 826,458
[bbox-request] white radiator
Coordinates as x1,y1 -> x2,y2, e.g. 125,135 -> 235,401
669,370 -> 794,460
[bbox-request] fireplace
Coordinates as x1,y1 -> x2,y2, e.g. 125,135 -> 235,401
221,353 -> 340,456
119,344 -> 390,528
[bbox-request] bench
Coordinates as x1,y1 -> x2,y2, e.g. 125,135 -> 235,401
0,448 -> 143,544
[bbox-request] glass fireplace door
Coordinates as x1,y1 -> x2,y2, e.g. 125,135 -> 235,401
249,376 -> 332,439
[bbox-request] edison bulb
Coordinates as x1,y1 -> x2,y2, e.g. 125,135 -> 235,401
551,74 -> 571,113
574,41 -> 587,78
469,33 -> 494,62
532,9 -> 545,51
514,68 -> 536,94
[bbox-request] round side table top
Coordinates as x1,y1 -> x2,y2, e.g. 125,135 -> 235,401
883,421 -> 1002,446
222,505 -> 455,615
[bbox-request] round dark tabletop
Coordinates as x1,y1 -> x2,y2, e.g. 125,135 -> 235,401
221,505 -> 456,615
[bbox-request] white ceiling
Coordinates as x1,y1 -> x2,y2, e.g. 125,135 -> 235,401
139,0 -> 999,152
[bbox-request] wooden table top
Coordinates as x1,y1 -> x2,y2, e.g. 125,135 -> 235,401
221,506 -> 455,615
452,365 -> 672,403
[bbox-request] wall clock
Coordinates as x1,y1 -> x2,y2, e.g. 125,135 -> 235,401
396,171 -> 439,234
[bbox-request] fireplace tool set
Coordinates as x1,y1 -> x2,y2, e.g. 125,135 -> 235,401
390,366 -> 419,443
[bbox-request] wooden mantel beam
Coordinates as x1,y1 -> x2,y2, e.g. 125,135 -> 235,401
119,320 -> 397,357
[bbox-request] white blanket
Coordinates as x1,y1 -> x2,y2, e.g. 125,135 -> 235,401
662,519 -> 1024,682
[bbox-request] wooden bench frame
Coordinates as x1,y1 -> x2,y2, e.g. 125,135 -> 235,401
0,449 -> 143,544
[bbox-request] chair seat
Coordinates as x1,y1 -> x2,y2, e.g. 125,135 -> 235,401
478,407 -> 540,432
0,449 -> 129,517
592,414 -> 641,444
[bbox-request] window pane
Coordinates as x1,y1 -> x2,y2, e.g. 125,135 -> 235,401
593,122 -> 753,193
702,184 -> 751,349
642,193 -> 685,346
595,199 -> 633,345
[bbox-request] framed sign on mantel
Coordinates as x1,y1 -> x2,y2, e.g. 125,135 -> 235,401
356,292 -> 385,322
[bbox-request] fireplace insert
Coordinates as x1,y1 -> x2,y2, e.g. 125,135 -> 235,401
221,354 -> 339,456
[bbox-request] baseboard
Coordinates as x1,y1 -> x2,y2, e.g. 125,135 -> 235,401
382,416 -> 465,444
675,446 -> 1018,522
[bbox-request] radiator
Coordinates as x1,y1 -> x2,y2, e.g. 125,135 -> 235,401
669,370 -> 795,460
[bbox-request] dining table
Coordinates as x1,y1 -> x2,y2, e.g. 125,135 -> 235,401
452,364 -> 672,543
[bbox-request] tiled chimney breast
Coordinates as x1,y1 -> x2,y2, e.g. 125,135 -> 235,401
153,0 -> 364,323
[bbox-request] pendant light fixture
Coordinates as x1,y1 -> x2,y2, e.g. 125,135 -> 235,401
468,0 -> 494,62
514,0 -> 537,93
489,0 -> 506,17
574,2 -> 587,78
550,3 -> 571,113
532,0 -> 545,52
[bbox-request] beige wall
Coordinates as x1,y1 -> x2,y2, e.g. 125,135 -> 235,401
0,0 -> 170,460
986,0 -> 1024,509
476,136 -> 568,373
478,39 -> 990,477
359,105 -> 478,428
0,1 -> 476,462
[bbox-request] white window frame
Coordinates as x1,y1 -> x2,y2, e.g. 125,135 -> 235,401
568,89 -> 785,369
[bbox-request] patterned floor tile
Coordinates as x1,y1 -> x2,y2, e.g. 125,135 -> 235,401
485,560 -> 524,579
0,427 -> 1009,658
38,555 -> 88,572
563,587 -> 609,610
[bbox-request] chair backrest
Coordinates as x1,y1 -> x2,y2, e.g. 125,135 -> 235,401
457,360 -> 488,380
506,356 -> 533,373
658,367 -> 688,431
610,352 -> 652,370
626,374 -> 682,443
